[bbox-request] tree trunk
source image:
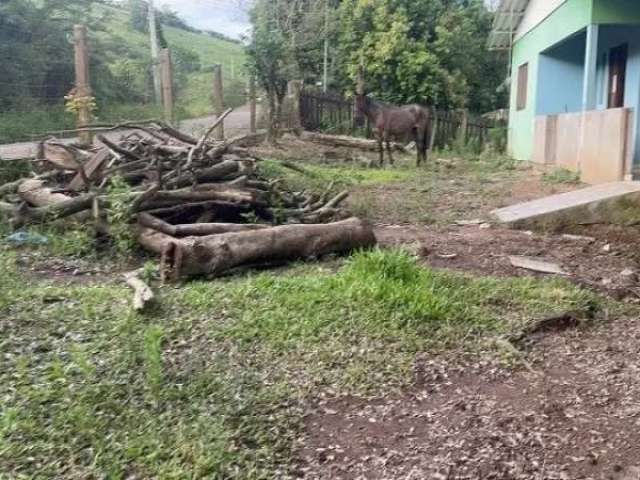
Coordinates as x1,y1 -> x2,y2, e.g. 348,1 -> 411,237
138,217 -> 376,280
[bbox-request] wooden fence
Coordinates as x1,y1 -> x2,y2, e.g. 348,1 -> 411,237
299,88 -> 502,150
431,110 -> 498,151
300,90 -> 354,134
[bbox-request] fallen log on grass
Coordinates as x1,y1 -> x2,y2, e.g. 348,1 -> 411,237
138,217 -> 376,280
300,131 -> 406,152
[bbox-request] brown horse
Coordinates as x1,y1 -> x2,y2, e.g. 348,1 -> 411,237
356,94 -> 433,167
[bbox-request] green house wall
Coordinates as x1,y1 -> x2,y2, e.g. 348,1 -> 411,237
592,0 -> 640,24
509,0 -> 592,161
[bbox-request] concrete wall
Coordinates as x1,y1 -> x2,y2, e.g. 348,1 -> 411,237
580,108 -> 631,183
509,0 -> 592,161
533,108 -> 632,184
594,25 -> 640,168
536,32 -> 586,116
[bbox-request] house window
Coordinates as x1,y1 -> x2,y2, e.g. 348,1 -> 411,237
516,63 -> 528,111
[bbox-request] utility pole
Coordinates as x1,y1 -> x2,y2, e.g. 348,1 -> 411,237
73,25 -> 92,145
323,0 -> 329,92
148,0 -> 162,104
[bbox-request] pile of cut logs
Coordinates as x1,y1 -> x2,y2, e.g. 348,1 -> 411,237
0,117 -> 376,281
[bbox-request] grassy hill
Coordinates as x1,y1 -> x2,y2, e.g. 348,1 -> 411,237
97,4 -> 248,120
0,3 -> 247,144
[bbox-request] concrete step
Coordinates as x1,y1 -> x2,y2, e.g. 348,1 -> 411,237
492,181 -> 640,229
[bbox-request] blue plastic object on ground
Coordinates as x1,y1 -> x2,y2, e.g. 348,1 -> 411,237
6,231 -> 48,245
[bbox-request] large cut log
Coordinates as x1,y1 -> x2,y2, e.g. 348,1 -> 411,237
300,131 -> 406,152
138,212 -> 268,236
138,217 -> 376,280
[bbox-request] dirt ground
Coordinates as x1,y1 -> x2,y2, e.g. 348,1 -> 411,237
9,137 -> 640,478
298,314 -> 640,479
254,138 -> 640,479
376,224 -> 640,300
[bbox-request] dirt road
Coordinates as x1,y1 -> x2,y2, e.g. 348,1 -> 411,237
0,105 -> 252,161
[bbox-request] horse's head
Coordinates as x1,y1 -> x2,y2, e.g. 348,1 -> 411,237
355,92 -> 369,114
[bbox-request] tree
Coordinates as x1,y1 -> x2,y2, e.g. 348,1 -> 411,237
332,0 -> 507,111
245,0 -> 291,142
128,0 -> 148,33
247,0 -> 507,116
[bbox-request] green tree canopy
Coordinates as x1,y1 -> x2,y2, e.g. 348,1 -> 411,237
334,0 -> 507,111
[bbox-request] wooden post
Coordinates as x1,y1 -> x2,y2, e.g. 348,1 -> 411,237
212,64 -> 225,141
73,25 -> 92,145
148,0 -> 162,104
288,80 -> 303,135
429,109 -> 438,152
160,48 -> 174,124
354,65 -> 366,129
249,74 -> 257,134
457,109 -> 469,147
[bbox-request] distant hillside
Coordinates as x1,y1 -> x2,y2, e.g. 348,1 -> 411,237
0,0 -> 247,143
98,3 -> 247,118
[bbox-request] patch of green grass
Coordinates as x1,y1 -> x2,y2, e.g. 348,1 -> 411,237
259,159 -> 411,194
0,106 -> 75,144
543,168 -> 581,185
0,248 -> 601,477
0,159 -> 32,184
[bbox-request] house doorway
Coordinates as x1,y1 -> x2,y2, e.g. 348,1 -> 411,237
608,43 -> 628,108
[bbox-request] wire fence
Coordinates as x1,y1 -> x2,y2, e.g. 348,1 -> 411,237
0,18 -> 249,146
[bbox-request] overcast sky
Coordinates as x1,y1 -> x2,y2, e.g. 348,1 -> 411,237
159,0 -> 251,39
158,0 -> 499,40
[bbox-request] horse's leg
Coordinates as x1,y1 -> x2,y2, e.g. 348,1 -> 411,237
386,137 -> 394,166
414,127 -> 423,166
377,132 -> 384,168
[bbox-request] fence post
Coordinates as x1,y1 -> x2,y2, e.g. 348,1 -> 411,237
160,48 -> 174,124
248,74 -> 257,134
354,66 -> 366,129
429,109 -> 438,152
288,80 -> 303,135
73,25 -> 92,145
457,108 -> 469,147
212,64 -> 225,141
